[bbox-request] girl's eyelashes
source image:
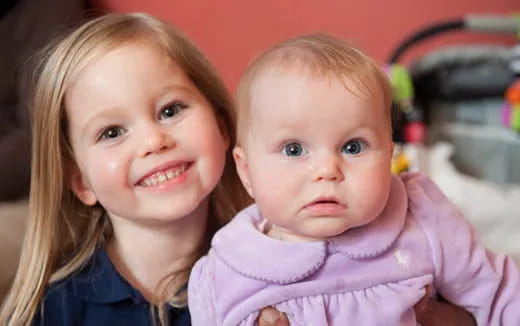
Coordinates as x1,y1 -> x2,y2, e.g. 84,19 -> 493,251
342,139 -> 368,155
159,100 -> 188,120
97,126 -> 126,142
281,142 -> 308,157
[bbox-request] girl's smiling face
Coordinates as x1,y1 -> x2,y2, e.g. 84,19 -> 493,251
65,40 -> 228,225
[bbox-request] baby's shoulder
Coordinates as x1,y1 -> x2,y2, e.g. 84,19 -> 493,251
399,172 -> 470,237
400,172 -> 445,205
400,172 -> 457,217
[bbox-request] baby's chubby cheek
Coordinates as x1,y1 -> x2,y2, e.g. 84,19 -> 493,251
254,189 -> 293,221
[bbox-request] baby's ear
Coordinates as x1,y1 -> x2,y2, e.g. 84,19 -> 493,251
69,167 -> 97,206
233,146 -> 254,198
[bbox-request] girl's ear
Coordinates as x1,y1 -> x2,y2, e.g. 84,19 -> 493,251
69,168 -> 97,206
233,146 -> 254,198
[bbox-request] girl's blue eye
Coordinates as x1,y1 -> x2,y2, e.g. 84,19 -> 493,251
159,101 -> 187,120
282,142 -> 307,157
342,139 -> 367,155
99,126 -> 125,141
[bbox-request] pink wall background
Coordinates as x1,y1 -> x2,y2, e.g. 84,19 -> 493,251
92,0 -> 518,91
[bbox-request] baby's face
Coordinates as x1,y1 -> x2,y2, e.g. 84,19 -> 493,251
234,68 -> 394,241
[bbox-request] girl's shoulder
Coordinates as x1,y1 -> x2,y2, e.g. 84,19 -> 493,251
32,252 -> 97,325
32,276 -> 84,325
32,248 -> 137,325
34,248 -> 192,326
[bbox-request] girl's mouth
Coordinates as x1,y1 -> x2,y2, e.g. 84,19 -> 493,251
137,163 -> 191,187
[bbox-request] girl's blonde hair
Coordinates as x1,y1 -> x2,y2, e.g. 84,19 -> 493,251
0,12 -> 249,326
235,33 -> 394,144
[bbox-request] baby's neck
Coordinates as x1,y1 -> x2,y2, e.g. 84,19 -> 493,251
265,222 -> 324,243
106,201 -> 208,304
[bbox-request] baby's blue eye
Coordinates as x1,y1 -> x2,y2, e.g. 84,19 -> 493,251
99,126 -> 125,141
282,142 -> 306,157
159,101 -> 187,120
342,139 -> 367,155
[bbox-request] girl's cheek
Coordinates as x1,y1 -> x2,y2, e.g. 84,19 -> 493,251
106,159 -> 122,174
91,154 -> 125,182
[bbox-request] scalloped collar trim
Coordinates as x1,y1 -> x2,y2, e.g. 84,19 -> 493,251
212,175 -> 408,284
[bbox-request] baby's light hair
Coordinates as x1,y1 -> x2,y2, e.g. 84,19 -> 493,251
235,33 -> 394,145
0,13 -> 249,326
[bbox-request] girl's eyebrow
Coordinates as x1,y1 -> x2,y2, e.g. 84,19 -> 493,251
156,84 -> 201,100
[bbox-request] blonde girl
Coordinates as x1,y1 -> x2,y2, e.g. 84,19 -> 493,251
0,12 -> 251,326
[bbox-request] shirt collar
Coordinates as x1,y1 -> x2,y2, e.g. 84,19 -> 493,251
71,247 -> 146,304
212,175 -> 408,284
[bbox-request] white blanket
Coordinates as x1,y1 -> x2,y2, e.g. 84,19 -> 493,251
406,142 -> 520,264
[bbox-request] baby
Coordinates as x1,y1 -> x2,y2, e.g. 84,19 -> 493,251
188,33 -> 520,325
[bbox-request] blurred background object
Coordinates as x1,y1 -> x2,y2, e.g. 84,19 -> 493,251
384,13 -> 520,263
387,14 -> 520,185
0,0 -> 88,301
0,0 -> 89,201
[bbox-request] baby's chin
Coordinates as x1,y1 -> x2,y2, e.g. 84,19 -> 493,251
268,219 -> 355,242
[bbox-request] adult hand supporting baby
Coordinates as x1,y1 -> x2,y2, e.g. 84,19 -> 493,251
257,286 -> 476,326
415,285 -> 476,326
257,306 -> 290,325
417,299 -> 476,325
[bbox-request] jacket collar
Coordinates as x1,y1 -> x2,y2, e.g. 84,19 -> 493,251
212,175 -> 408,284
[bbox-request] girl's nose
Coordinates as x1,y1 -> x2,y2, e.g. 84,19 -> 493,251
313,153 -> 344,182
138,125 -> 175,157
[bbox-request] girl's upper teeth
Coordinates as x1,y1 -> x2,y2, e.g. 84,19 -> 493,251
141,164 -> 187,186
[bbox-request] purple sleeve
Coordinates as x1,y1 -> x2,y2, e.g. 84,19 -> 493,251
188,256 -> 218,326
403,173 -> 520,325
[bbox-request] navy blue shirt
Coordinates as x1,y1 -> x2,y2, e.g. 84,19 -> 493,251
32,248 -> 191,326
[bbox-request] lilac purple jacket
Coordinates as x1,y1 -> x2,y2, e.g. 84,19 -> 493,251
188,173 -> 520,325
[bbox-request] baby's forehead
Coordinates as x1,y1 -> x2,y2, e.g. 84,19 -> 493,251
245,63 -> 389,127
248,63 -> 373,106
252,59 -> 333,82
